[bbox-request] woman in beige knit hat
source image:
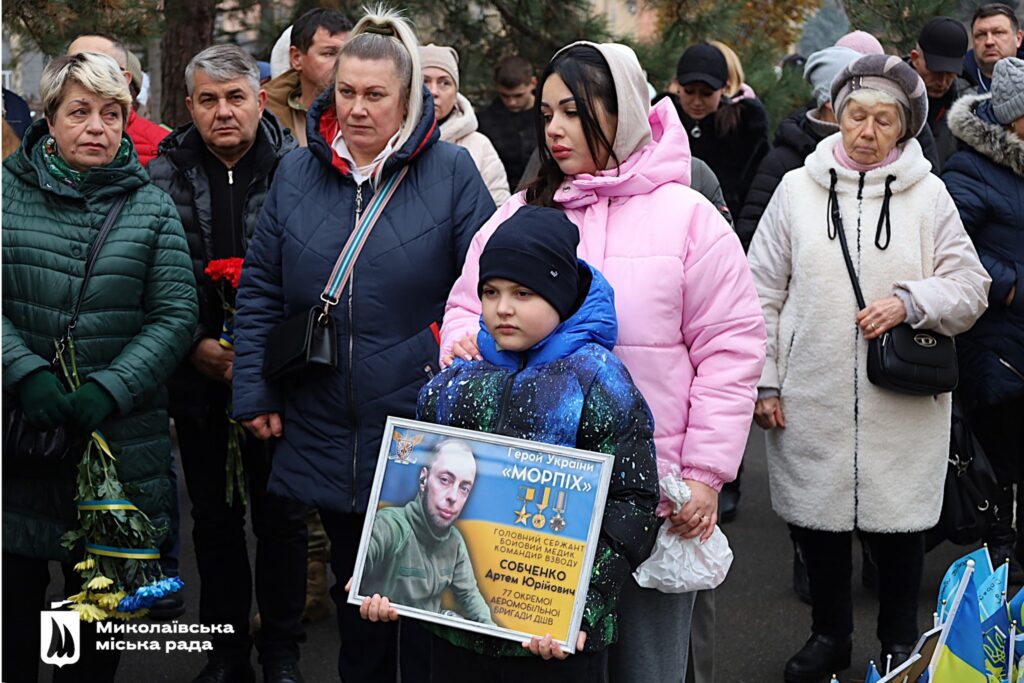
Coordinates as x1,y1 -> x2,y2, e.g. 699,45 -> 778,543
420,43 -> 510,205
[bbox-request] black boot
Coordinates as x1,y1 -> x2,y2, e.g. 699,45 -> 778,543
784,634 -> 852,683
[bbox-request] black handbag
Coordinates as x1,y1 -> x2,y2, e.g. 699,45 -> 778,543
3,194 -> 129,464
263,167 -> 408,383
830,184 -> 958,396
936,398 -> 998,545
263,307 -> 336,383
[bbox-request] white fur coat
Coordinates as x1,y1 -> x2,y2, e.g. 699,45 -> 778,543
748,134 -> 990,532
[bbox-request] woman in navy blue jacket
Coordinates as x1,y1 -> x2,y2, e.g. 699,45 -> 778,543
231,9 -> 495,681
943,58 -> 1024,579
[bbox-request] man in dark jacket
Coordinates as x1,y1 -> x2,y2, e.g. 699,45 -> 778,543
909,17 -> 970,166
963,3 -> 1023,93
148,45 -> 306,683
476,55 -> 538,190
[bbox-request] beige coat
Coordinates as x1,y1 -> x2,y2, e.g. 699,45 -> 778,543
748,134 -> 990,533
264,70 -> 307,147
441,94 -> 510,206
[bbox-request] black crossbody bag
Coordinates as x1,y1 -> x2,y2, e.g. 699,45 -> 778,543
829,182 -> 958,396
3,194 -> 129,463
263,167 -> 408,383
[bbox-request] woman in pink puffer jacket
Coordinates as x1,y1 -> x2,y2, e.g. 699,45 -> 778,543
439,41 -> 766,680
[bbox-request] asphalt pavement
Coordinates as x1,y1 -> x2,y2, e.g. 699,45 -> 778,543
43,426 -> 965,682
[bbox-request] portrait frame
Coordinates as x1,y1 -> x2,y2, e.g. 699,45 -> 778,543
348,416 -> 616,653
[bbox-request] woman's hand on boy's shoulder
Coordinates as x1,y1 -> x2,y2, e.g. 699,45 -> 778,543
521,632 -> 587,660
442,333 -> 482,368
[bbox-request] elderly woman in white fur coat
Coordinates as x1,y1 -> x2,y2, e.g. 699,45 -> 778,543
748,54 -> 990,683
420,44 -> 510,206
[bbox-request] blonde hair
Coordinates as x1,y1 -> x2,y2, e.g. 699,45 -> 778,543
709,40 -> 745,98
41,52 -> 131,122
844,88 -> 906,138
336,5 -> 423,185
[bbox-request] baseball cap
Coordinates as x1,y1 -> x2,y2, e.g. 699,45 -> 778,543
676,44 -> 728,91
918,17 -> 968,74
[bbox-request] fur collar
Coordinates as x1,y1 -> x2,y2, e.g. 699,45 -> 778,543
948,94 -> 1024,176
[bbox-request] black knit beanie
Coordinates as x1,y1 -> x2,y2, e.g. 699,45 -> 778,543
478,206 -> 581,320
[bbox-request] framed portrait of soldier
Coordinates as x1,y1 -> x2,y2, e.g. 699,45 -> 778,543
348,416 -> 614,653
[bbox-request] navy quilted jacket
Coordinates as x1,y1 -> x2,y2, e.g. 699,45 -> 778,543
232,86 -> 496,512
417,263 -> 659,653
944,95 -> 1024,405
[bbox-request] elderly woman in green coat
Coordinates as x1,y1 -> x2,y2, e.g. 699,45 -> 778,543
2,52 -> 197,681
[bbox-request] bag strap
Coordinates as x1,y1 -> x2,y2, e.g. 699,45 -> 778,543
828,170 -> 867,310
68,193 -> 130,332
319,167 -> 409,314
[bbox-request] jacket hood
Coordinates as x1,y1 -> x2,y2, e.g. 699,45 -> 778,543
306,83 -> 439,180
5,117 -> 148,199
555,98 -> 691,208
948,93 -> 1024,176
476,261 -> 618,370
554,41 -> 652,166
156,109 -> 296,172
440,93 -> 479,143
804,132 -> 932,197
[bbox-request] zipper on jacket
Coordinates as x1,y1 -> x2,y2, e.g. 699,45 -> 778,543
856,172 -> 865,200
999,357 -> 1024,383
495,355 -> 527,432
348,183 -> 364,512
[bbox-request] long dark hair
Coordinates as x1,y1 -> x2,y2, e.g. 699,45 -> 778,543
525,45 -> 619,208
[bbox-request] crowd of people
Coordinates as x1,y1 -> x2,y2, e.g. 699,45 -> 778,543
2,3 -> 1022,683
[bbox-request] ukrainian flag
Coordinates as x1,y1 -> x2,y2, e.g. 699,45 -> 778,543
933,571 -> 987,682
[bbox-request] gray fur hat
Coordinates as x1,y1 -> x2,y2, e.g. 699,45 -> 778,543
831,54 -> 928,142
992,57 -> 1024,125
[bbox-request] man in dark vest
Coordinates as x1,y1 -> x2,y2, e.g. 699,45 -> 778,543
149,45 -> 306,683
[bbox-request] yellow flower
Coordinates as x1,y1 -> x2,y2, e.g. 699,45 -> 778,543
69,602 -> 108,623
73,558 -> 96,572
66,591 -> 87,604
86,575 -> 113,590
97,591 -> 126,611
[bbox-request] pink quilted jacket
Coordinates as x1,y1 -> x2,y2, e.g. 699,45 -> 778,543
441,99 -> 766,493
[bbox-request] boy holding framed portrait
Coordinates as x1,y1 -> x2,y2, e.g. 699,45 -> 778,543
354,206 -> 660,681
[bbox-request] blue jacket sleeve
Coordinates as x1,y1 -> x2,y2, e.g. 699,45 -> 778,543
231,171 -> 286,419
943,153 -> 1020,311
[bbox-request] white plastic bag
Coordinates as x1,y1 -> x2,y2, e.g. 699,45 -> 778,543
633,472 -> 734,593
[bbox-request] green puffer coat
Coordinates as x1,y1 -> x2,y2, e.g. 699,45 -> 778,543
2,119 -> 198,562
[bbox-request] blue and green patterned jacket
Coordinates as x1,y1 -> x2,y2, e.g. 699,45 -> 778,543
417,262 -> 659,655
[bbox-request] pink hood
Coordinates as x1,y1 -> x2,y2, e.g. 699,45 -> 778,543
441,98 -> 766,496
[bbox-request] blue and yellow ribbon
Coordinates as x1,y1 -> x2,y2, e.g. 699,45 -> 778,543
85,542 -> 160,560
77,499 -> 139,511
